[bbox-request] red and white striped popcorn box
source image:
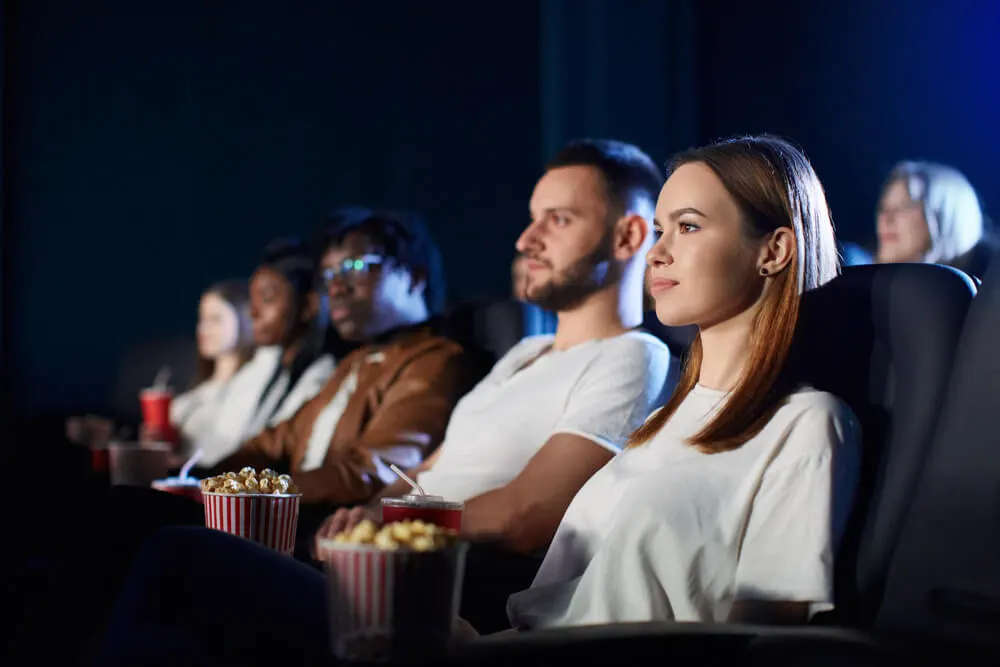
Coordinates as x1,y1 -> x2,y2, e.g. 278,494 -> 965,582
202,492 -> 301,556
318,540 -> 469,663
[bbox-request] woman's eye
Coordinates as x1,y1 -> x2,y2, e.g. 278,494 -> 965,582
679,222 -> 700,233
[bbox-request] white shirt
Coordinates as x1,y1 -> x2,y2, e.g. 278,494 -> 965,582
416,331 -> 672,503
188,347 -> 335,467
170,380 -> 227,455
299,362 -> 361,472
507,385 -> 861,628
243,350 -> 335,436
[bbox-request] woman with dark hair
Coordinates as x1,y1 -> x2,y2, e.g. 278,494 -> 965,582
189,281 -> 255,386
68,281 -> 254,456
167,280 -> 254,457
194,238 -> 336,468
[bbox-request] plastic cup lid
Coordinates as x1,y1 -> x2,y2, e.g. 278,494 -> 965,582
153,476 -> 200,486
382,494 -> 463,509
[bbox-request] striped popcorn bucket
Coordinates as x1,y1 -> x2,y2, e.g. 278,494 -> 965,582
318,540 -> 469,663
202,492 -> 301,556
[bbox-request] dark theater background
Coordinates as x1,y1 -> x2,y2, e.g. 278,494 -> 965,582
3,0 -> 998,420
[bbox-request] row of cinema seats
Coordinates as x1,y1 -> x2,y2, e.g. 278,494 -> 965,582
453,261 -> 1000,665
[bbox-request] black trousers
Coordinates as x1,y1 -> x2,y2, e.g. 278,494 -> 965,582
94,526 -> 542,666
95,526 -> 329,667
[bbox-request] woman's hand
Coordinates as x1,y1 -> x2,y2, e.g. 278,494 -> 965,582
312,505 -> 382,559
452,616 -> 480,642
66,415 -> 114,447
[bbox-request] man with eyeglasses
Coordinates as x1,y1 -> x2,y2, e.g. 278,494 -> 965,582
219,210 -> 473,516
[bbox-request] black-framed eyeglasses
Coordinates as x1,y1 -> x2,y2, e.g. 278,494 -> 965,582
321,254 -> 385,286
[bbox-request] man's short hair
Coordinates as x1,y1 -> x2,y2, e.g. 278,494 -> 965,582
546,139 -> 665,220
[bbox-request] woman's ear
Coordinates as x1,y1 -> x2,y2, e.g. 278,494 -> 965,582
757,227 -> 796,276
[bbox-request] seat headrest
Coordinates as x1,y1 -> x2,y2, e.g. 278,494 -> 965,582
442,299 -> 557,370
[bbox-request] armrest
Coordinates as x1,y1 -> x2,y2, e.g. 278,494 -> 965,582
451,622 -> 895,666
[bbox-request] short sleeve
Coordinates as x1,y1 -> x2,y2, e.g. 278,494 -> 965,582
734,399 -> 861,608
553,335 -> 671,453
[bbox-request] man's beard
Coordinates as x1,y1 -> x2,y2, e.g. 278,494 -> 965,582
524,231 -> 623,312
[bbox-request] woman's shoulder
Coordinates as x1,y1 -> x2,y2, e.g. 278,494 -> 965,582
291,353 -> 336,391
303,353 -> 336,376
784,386 -> 852,416
772,386 -> 860,457
176,379 -> 224,403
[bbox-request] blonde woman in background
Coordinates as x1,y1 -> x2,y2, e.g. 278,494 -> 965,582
876,161 -> 993,278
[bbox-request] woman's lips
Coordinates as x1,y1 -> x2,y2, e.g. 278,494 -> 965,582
649,278 -> 679,295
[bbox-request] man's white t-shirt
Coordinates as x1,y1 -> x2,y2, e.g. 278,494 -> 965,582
416,331 -> 672,503
507,384 -> 861,628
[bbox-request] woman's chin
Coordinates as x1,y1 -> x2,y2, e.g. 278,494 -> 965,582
652,307 -> 696,329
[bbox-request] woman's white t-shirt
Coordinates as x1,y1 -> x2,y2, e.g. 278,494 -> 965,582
170,379 -> 228,454
507,384 -> 861,628
172,347 -> 335,467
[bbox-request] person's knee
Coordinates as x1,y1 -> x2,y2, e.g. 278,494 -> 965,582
132,526 -> 223,574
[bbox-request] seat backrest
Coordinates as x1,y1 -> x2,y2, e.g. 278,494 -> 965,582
108,336 -> 199,427
442,299 -> 558,381
791,263 -> 976,625
875,263 -> 1000,651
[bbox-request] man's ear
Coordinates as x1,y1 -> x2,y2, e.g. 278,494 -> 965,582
612,214 -> 650,261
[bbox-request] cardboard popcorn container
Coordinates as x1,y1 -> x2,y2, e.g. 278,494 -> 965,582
318,538 -> 468,663
202,491 -> 301,555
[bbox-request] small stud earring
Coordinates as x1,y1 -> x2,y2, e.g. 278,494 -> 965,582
759,267 -> 769,276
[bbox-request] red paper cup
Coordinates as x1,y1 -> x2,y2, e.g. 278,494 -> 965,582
152,477 -> 204,503
139,388 -> 177,444
319,540 -> 468,663
381,495 -> 463,531
202,492 -> 301,555
139,388 -> 173,428
91,446 -> 110,474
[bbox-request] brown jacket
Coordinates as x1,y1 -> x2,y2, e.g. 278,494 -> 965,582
221,326 -> 472,505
